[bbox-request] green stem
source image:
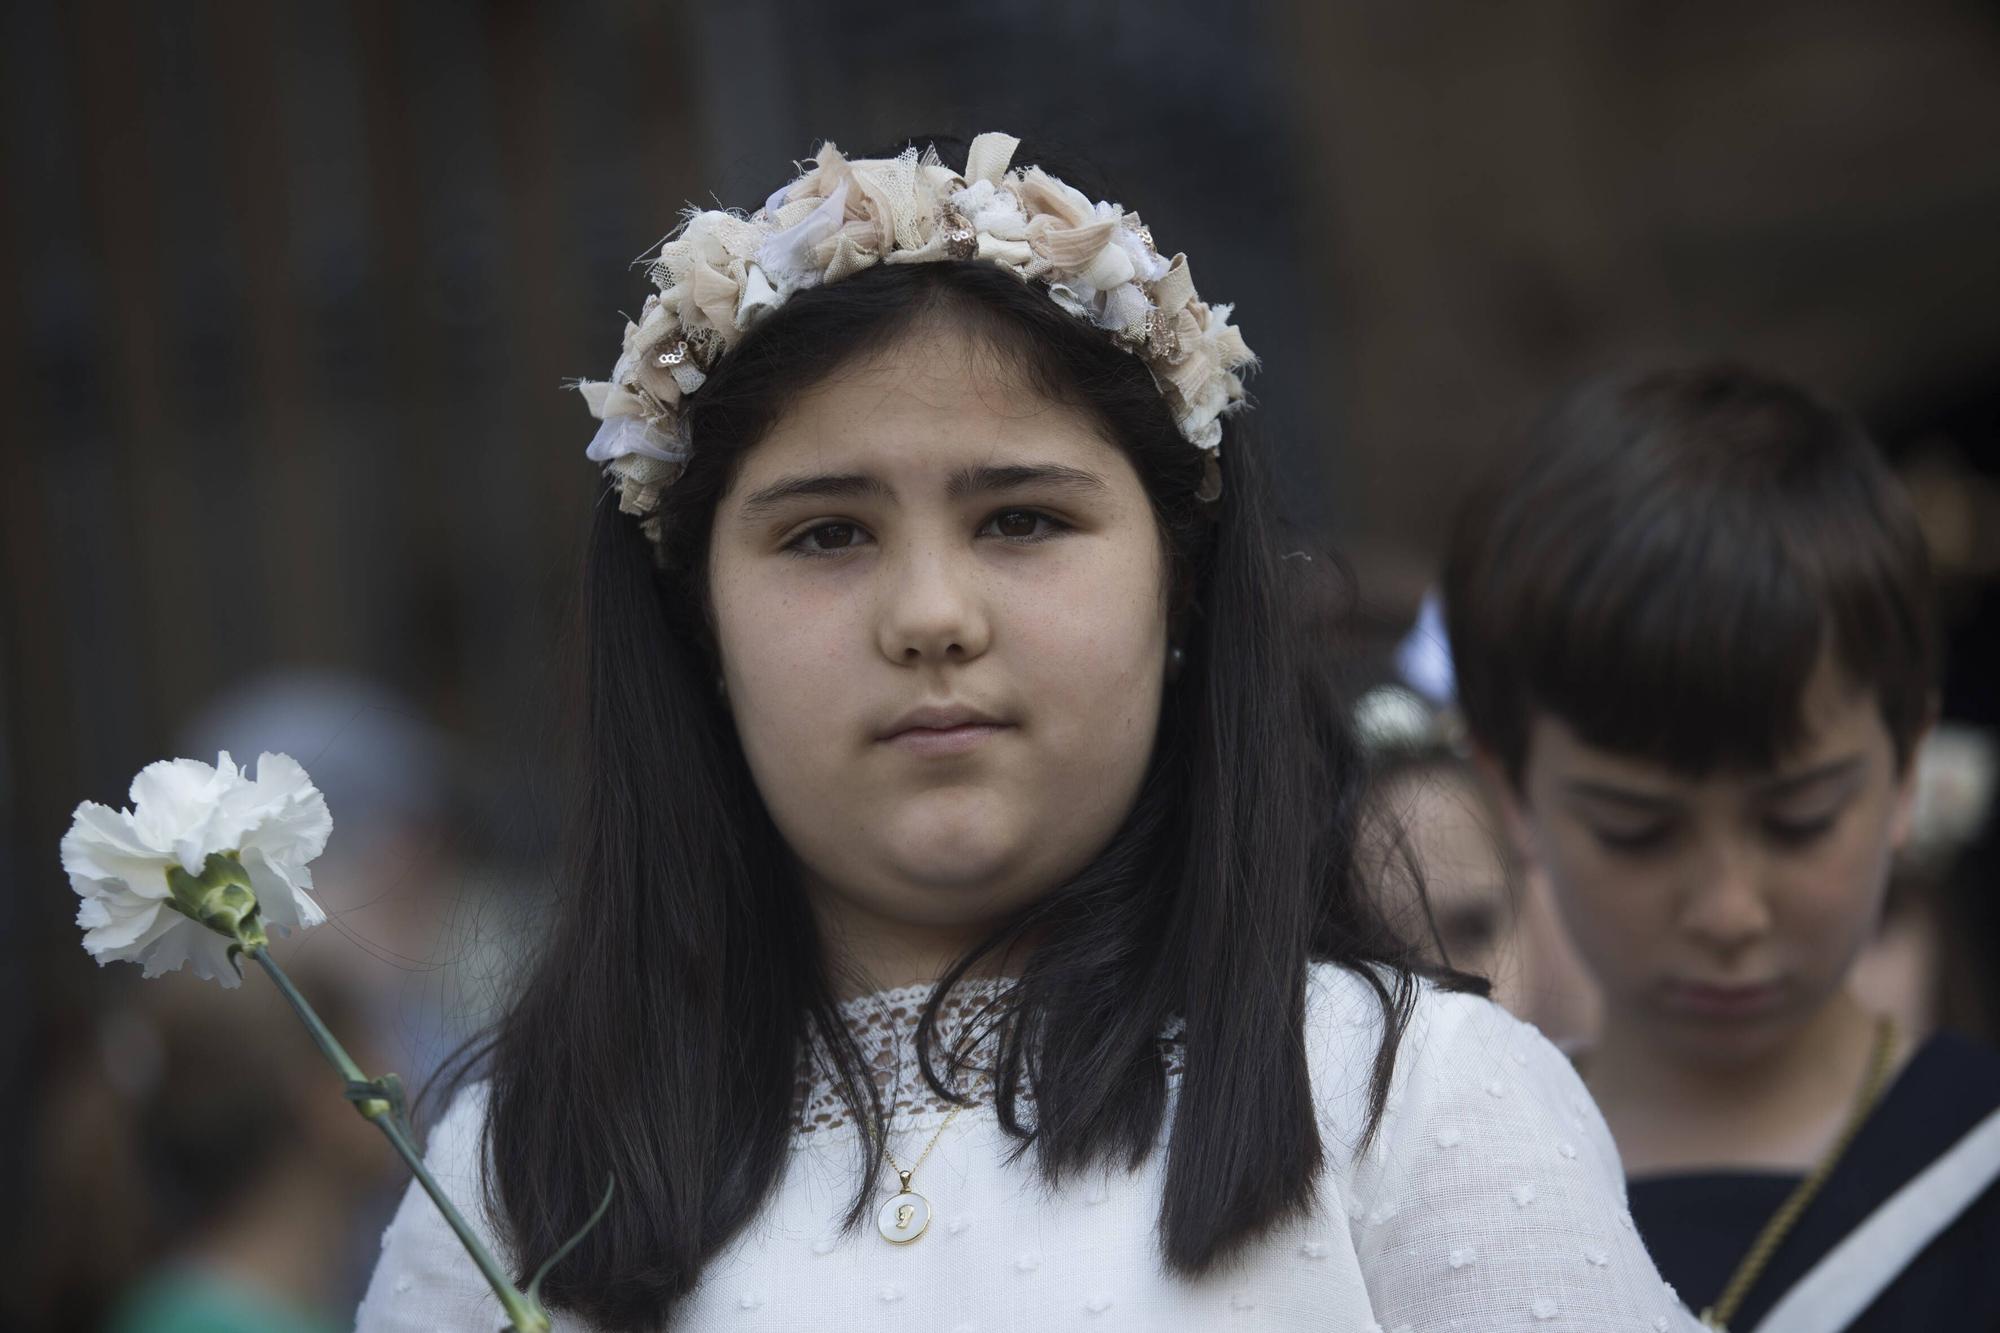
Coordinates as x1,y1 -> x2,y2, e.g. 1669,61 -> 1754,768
250,947 -> 549,1333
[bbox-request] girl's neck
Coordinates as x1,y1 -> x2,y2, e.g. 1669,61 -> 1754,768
824,931 -> 1012,1001
812,889 -> 1034,1000
1583,987 -> 1907,1177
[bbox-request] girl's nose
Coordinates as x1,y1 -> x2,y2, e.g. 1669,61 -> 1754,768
877,541 -> 992,666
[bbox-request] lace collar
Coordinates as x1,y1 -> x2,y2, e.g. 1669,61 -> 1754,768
797,980 -> 1011,1135
795,979 -> 1185,1136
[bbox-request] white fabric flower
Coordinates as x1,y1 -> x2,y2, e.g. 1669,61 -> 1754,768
582,131 -> 1261,543
62,751 -> 332,985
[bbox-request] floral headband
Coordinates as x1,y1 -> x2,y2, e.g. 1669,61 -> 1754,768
577,131 -> 1258,544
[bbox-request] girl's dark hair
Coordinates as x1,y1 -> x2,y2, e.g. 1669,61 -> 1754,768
1444,361 -> 1936,786
473,138 -> 1459,1330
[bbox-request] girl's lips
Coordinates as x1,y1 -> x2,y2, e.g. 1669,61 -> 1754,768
1659,979 -> 1788,1021
881,723 -> 1011,757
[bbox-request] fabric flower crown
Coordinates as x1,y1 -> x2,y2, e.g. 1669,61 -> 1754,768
577,131 -> 1257,544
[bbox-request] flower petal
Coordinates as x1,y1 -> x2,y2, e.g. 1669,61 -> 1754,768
61,803 -> 173,898
756,178 -> 850,284
1015,168 -> 1095,230
578,380 -> 652,422
137,920 -> 242,987
585,416 -> 686,466
128,757 -> 233,856
243,848 -> 327,937
234,753 -> 333,861
76,891 -> 169,953
736,264 -> 781,329
1030,216 -> 1119,272
965,132 -> 1020,186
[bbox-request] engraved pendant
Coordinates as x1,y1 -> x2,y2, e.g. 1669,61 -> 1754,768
876,1187 -> 932,1244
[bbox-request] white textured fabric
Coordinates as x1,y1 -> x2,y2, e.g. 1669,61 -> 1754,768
358,966 -> 1700,1331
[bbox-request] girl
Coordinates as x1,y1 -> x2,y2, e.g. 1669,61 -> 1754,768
1356,679 -> 1601,1046
360,133 -> 1695,1331
1443,363 -> 2000,1331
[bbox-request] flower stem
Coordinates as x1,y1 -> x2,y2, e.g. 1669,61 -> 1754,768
249,947 -> 550,1333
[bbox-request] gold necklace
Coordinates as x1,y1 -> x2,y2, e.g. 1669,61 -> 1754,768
1698,1015 -> 1898,1332
868,1102 -> 966,1244
850,984 -> 999,1244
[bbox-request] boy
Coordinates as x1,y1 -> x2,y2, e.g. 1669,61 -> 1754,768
1443,362 -> 2000,1331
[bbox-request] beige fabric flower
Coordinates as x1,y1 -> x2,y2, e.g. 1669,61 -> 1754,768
576,131 -> 1259,538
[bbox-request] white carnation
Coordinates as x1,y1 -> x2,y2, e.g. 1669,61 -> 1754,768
61,751 -> 332,986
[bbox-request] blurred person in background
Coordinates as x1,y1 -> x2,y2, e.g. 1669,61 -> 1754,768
1354,605 -> 1601,1045
171,672 -> 525,1307
175,671 -> 484,1097
1444,362 -> 2000,1331
31,962 -> 397,1333
1848,725 -> 1997,1044
1357,685 -> 1520,991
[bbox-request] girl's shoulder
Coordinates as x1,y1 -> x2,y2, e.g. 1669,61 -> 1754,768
1301,965 -> 1696,1328
1303,959 -> 1541,1089
1304,963 -> 1620,1179
417,1079 -> 493,1174
360,1081 -> 520,1332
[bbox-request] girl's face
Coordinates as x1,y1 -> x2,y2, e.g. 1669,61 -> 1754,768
1498,654 -> 1922,1066
707,321 -> 1171,978
1376,766 -> 1517,987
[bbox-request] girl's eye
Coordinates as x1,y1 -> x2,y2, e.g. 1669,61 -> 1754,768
787,522 -> 870,555
981,509 -> 1065,542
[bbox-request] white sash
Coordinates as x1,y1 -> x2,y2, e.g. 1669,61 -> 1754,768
1752,1104 -> 2000,1332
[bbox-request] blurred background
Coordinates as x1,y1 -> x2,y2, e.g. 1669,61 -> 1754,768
4,1 -> 1998,1328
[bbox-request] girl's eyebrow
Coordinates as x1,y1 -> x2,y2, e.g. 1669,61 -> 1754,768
945,463 -> 1109,499
737,463 -> 1109,519
737,472 -> 890,519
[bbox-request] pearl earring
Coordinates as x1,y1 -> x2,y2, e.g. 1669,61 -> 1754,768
1166,645 -> 1186,681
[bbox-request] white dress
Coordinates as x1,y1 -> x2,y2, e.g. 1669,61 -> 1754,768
358,965 -> 1699,1331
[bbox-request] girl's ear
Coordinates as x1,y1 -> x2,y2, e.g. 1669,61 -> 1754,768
1471,743 -> 1542,873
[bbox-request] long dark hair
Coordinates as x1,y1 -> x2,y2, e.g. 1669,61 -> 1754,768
475,139 -> 1463,1330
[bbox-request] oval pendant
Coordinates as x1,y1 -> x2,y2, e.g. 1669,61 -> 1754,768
875,1190 -> 932,1244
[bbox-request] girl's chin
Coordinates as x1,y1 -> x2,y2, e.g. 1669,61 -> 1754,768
816,873 -> 1042,940
876,842 -> 1040,897
872,799 -> 1037,871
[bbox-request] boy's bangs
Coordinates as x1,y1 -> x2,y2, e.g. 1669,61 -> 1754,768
1448,362 -> 1936,785
1519,481 -> 1915,777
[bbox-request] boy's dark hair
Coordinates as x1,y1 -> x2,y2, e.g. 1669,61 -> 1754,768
1443,361 -> 1935,787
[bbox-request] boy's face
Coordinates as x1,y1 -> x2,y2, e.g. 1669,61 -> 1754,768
1497,654 -> 1922,1066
